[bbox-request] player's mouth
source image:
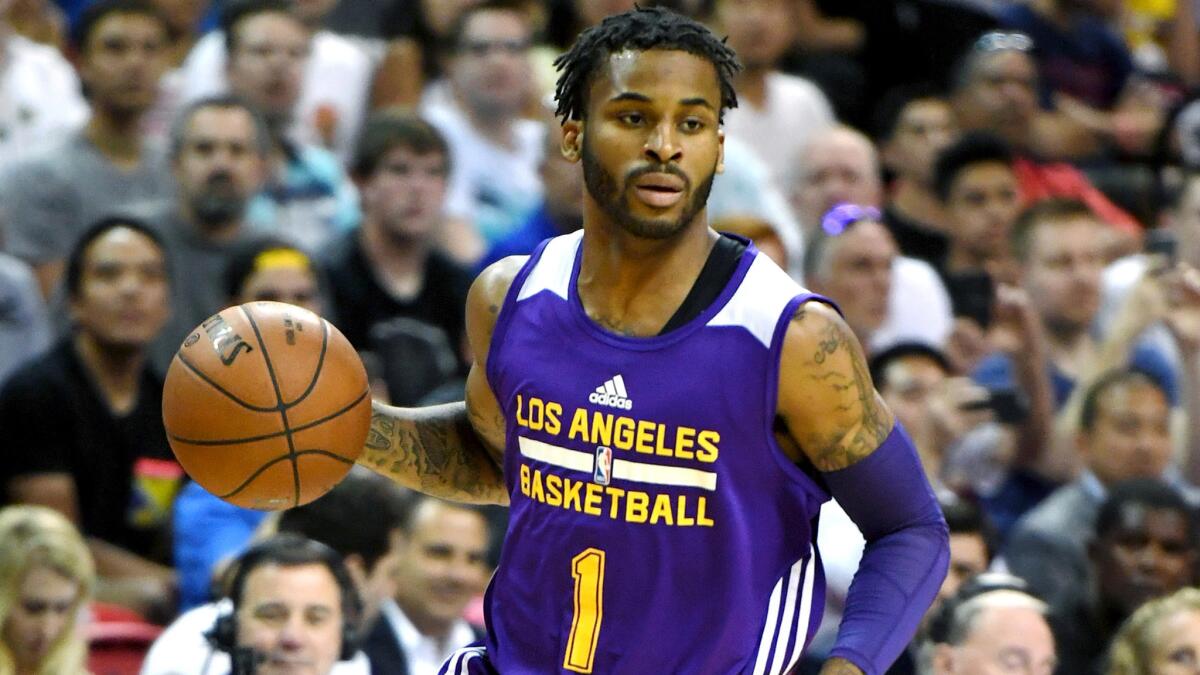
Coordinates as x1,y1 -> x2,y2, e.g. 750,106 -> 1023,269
632,174 -> 685,209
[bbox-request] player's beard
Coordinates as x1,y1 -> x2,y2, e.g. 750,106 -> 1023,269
581,134 -> 715,240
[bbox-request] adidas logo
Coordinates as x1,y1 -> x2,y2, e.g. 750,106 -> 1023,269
589,375 -> 633,410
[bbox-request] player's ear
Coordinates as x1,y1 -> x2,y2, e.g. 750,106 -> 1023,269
716,128 -> 725,175
561,121 -> 583,163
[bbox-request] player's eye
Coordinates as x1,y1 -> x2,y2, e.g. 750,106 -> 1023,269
680,118 -> 705,132
618,112 -> 644,126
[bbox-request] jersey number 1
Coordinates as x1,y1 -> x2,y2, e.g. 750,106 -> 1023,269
563,548 -> 605,673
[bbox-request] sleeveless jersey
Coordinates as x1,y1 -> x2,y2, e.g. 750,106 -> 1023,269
484,231 -> 833,674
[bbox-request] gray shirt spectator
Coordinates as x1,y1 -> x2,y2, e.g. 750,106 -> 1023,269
146,204 -> 255,371
0,253 -> 49,386
0,130 -> 172,273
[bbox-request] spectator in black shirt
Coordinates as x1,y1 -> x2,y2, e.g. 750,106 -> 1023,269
933,132 -> 1022,285
322,113 -> 471,369
0,216 -> 179,621
878,87 -> 959,268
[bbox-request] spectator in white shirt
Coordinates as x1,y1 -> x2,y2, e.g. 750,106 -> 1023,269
707,0 -> 835,185
222,0 -> 360,250
420,1 -> 543,259
0,7 -> 88,169
142,471 -> 409,675
177,0 -> 372,161
368,497 -> 490,675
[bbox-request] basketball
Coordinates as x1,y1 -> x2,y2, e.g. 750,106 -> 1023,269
162,302 -> 372,510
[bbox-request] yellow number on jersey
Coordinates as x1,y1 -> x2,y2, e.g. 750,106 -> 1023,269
563,548 -> 605,673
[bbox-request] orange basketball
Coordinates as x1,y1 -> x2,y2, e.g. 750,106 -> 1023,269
162,302 -> 371,510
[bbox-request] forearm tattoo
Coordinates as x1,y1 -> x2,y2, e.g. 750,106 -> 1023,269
360,401 -> 508,504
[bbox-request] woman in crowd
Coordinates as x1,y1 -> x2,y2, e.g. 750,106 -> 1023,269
0,505 -> 95,675
223,237 -> 327,316
1109,587 -> 1200,675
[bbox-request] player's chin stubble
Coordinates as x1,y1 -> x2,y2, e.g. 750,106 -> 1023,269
581,137 -> 714,240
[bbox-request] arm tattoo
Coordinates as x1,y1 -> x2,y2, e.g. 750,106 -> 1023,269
360,401 -> 508,504
790,308 -> 892,472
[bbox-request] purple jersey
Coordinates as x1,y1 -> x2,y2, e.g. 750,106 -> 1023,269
484,232 -> 832,674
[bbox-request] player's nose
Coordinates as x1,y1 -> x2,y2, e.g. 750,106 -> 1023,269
643,123 -> 681,164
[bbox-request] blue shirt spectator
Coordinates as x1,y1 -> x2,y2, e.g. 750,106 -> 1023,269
172,481 -> 269,610
972,343 -> 1179,408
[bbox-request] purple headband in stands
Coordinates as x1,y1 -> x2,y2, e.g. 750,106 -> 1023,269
821,203 -> 881,236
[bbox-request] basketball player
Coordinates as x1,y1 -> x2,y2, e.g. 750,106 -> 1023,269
358,8 -> 949,674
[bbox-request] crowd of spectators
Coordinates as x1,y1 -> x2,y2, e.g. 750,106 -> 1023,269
2,0 -> 1200,672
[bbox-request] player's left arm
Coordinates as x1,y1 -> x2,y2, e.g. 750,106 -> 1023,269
777,302 -> 949,675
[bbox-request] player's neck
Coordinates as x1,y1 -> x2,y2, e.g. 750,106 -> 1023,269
73,332 -> 144,415
889,179 -> 946,232
577,214 -> 719,337
85,113 -> 145,166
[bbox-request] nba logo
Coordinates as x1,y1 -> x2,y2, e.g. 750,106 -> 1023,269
593,446 -> 613,486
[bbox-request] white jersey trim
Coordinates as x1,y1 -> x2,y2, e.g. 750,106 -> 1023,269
518,436 -> 718,491
707,254 -> 807,348
517,230 -> 584,302
751,546 -> 816,675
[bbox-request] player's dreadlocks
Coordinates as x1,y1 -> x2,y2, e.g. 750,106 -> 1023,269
553,6 -> 741,123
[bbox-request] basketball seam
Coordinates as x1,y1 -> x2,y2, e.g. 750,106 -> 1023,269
283,319 -> 330,407
167,388 -> 370,446
216,449 -> 356,501
240,304 -> 302,508
174,352 -> 279,413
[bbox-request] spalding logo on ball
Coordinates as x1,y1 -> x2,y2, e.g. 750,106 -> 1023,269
162,302 -> 371,510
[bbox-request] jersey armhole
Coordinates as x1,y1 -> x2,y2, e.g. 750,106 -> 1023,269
483,238 -> 555,405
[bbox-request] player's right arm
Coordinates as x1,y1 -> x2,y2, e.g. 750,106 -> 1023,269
357,256 -> 526,505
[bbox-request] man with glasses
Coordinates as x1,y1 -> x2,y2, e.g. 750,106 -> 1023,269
178,0 -> 373,163
952,30 -> 1141,238
221,0 -> 361,252
420,0 -> 545,256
